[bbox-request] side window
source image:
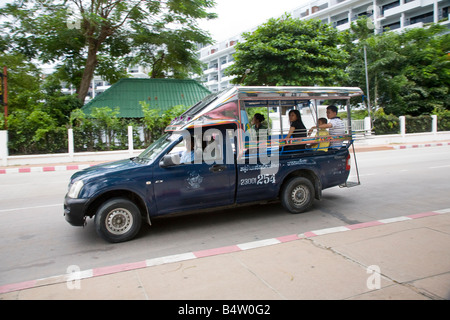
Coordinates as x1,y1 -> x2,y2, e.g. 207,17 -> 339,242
166,136 -> 196,165
164,126 -> 233,166
242,102 -> 271,140
167,139 -> 186,157
202,129 -> 223,164
166,134 -> 212,165
241,105 -> 271,153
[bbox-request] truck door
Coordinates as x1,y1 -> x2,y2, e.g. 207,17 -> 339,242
153,130 -> 235,215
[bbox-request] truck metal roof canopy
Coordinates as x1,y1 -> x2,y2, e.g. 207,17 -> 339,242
166,86 -> 364,131
81,78 -> 211,118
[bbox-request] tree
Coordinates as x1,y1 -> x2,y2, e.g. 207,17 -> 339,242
69,108 -> 96,151
0,51 -> 82,153
90,106 -> 121,150
346,19 -> 450,116
141,101 -> 188,143
394,25 -> 450,115
129,24 -> 212,79
0,53 -> 42,112
40,73 -> 83,126
225,16 -> 349,86
0,0 -> 217,103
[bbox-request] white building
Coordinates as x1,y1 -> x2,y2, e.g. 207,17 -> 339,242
197,0 -> 450,92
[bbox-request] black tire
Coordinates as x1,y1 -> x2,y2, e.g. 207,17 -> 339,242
281,177 -> 315,214
95,198 -> 142,243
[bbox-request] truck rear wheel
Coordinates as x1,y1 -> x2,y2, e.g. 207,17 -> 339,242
95,198 -> 142,243
281,177 -> 314,214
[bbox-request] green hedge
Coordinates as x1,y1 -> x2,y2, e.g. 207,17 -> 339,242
373,114 -> 400,135
405,115 -> 432,133
437,114 -> 450,131
373,113 -> 450,135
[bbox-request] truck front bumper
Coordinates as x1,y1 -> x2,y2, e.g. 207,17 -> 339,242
64,196 -> 89,226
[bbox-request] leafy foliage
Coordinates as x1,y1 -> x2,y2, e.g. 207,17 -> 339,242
8,109 -> 68,154
345,20 -> 450,117
141,102 -> 188,143
0,0 -> 217,103
433,107 -> 450,131
225,16 -> 348,86
67,103 -> 188,153
372,108 -> 400,135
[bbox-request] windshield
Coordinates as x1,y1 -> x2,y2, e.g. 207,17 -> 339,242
137,133 -> 181,162
166,88 -> 236,131
181,91 -> 221,118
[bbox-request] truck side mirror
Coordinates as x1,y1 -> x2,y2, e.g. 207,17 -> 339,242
159,154 -> 180,168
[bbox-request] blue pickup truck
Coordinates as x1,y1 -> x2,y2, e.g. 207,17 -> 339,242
64,86 -> 363,242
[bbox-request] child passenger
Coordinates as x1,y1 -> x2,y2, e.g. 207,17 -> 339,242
309,118 -> 330,152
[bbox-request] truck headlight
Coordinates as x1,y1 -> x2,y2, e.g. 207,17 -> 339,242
67,180 -> 84,199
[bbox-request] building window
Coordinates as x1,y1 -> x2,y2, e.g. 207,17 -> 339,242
336,17 -> 349,26
410,11 -> 434,25
382,1 -> 400,15
383,21 -> 401,31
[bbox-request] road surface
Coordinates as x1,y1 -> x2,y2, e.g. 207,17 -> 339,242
0,146 -> 449,286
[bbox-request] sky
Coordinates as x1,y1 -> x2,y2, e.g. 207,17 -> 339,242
198,0 -> 309,42
0,0 -> 19,8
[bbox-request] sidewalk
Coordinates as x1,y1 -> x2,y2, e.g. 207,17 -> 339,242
1,209 -> 450,300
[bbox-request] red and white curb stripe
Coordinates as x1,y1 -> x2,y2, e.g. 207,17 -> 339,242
1,207 -> 449,295
392,142 -> 450,150
0,164 -> 93,174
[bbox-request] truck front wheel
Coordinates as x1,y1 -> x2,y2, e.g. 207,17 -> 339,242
95,198 -> 142,243
281,177 -> 314,214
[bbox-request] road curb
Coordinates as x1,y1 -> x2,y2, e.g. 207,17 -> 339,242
392,142 -> 450,150
0,164 -> 94,175
1,207 -> 449,295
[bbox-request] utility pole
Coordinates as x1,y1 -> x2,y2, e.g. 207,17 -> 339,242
1,66 -> 7,129
363,45 -> 372,135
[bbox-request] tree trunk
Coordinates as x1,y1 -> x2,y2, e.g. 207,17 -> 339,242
77,22 -> 112,104
77,44 -> 98,104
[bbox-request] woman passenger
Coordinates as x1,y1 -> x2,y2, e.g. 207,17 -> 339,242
251,113 -> 267,140
285,110 -> 306,150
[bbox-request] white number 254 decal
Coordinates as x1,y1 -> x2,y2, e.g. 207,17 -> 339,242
240,174 -> 276,186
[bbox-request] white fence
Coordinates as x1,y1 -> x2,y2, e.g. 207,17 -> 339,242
346,119 -> 365,132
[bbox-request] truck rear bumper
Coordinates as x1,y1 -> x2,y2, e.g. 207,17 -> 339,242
64,196 -> 88,226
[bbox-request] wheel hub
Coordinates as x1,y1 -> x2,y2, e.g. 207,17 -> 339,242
291,185 -> 308,206
105,209 -> 133,235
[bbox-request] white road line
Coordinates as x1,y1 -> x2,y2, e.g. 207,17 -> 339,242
429,165 -> 450,169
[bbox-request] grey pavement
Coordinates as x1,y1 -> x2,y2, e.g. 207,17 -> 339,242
1,209 -> 449,300
1,140 -> 450,301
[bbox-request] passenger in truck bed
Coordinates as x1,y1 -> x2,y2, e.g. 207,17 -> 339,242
309,118 -> 330,152
285,109 -> 307,150
309,105 -> 345,148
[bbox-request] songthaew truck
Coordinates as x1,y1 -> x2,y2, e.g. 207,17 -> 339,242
64,86 -> 363,242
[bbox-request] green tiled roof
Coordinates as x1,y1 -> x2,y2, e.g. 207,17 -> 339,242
81,78 -> 211,118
